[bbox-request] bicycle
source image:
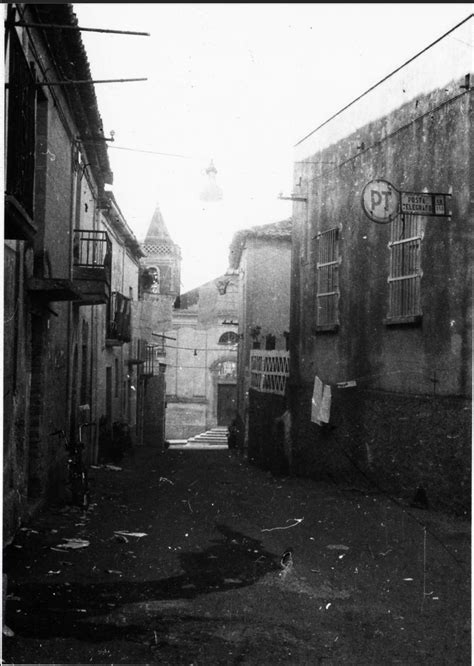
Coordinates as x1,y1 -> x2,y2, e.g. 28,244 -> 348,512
50,423 -> 95,511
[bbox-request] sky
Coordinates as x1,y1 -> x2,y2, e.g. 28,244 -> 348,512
73,3 -> 472,293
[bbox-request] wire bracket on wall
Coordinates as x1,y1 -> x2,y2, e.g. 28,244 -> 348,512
278,192 -> 308,202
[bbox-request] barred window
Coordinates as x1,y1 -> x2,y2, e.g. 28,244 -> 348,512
387,214 -> 422,323
314,228 -> 340,329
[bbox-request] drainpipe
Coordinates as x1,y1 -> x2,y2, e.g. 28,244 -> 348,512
89,199 -> 98,462
66,145 -> 79,428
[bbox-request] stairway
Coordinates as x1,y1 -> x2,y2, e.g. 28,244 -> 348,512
186,426 -> 229,447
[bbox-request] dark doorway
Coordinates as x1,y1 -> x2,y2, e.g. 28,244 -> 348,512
217,384 -> 236,426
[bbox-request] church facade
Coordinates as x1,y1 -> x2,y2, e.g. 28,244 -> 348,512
164,271 -> 239,441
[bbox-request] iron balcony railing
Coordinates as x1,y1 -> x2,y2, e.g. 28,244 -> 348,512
143,344 -> 156,377
250,350 -> 290,396
141,344 -> 167,377
73,229 -> 112,281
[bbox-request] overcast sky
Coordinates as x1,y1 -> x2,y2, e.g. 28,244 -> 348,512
74,3 -> 471,292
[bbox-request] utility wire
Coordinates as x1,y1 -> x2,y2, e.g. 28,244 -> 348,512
296,14 -> 473,147
158,344 -> 238,352
109,145 -> 192,159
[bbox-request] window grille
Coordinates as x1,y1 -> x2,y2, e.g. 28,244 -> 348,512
315,228 -> 340,328
387,214 -> 422,321
250,351 -> 289,395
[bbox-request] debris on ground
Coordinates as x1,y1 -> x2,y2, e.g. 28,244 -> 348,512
52,538 -> 90,550
261,518 -> 304,532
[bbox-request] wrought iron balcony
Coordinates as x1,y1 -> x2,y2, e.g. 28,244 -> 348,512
141,344 -> 166,377
106,292 -> 131,345
142,345 -> 156,377
73,229 -> 112,305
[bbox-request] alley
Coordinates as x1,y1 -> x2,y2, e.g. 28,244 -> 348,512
3,444 -> 470,665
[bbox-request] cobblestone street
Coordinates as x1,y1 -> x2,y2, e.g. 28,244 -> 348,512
3,444 -> 470,664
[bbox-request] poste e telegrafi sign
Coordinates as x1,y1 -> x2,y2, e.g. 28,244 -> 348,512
361,179 -> 452,224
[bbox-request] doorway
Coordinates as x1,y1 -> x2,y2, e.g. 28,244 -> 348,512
217,383 -> 236,426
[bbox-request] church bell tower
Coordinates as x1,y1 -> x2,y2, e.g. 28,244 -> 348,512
140,204 -> 181,304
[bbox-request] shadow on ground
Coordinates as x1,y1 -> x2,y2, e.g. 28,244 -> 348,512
5,523 -> 280,643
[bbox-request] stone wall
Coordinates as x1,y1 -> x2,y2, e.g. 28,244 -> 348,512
248,390 -> 288,475
289,382 -> 471,516
289,69 -> 472,515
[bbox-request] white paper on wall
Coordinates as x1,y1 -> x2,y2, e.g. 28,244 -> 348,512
311,375 -> 332,425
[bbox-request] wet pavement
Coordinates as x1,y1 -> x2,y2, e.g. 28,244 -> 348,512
2,443 -> 471,664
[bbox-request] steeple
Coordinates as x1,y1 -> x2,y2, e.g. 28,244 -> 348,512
144,204 -> 173,245
140,202 -> 181,300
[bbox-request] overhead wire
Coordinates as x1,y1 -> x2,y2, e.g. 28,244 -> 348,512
295,13 -> 473,147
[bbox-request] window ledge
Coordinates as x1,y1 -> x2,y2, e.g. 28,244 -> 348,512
384,315 -> 422,326
313,323 -> 340,333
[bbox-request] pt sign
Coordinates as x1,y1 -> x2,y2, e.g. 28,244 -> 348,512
361,179 -> 400,224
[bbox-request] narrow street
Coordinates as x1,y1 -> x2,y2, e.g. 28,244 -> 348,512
3,443 -> 470,665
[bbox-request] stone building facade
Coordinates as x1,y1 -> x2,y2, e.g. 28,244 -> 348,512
288,17 -> 472,514
228,220 -> 292,463
3,3 -> 145,542
165,271 -> 239,440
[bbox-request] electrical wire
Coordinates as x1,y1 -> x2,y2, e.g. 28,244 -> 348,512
109,145 -> 192,159
162,343 -> 238,352
302,89 -> 469,183
295,14 -> 473,147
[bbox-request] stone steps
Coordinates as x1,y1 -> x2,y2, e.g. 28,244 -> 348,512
186,427 -> 229,446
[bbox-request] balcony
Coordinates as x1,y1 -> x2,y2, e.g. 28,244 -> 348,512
106,292 -> 132,346
73,229 -> 112,305
141,344 -> 166,377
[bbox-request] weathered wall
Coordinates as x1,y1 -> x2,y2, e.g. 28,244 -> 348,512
248,390 -> 288,475
289,65 -> 472,513
143,374 -> 166,448
236,236 -> 292,452
289,383 -> 471,515
165,401 -> 207,440
293,84 -> 471,395
3,5 -> 140,542
3,242 -> 32,541
3,15 -> 82,536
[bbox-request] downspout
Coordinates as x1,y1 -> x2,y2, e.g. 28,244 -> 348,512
66,142 -> 79,429
89,199 -> 97,461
